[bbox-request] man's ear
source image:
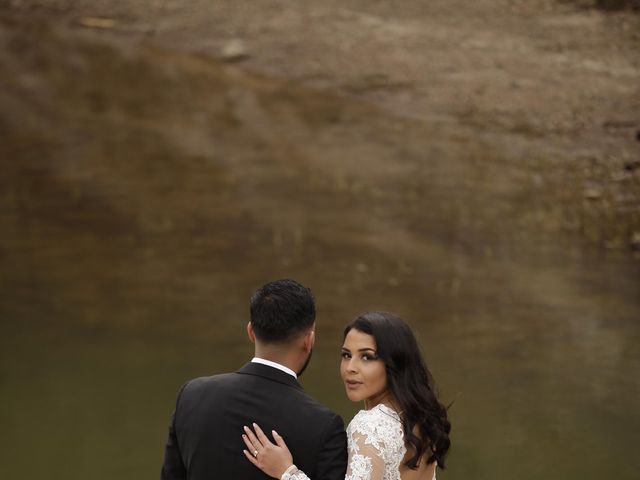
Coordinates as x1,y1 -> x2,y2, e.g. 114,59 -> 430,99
303,326 -> 316,352
247,322 -> 256,344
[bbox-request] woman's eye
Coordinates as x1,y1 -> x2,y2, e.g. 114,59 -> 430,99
341,352 -> 351,359
362,354 -> 377,361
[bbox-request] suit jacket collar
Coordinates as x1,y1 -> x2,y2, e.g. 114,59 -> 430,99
237,362 -> 303,390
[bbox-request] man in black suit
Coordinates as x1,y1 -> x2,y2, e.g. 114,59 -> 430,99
161,279 -> 348,480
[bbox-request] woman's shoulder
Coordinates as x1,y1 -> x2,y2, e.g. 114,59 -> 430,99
347,404 -> 404,441
347,404 -> 406,465
351,403 -> 400,420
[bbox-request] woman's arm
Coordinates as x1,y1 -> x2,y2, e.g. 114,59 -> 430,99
242,424 -> 385,480
343,431 -> 385,480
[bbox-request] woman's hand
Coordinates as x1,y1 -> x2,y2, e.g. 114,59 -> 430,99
242,423 -> 294,479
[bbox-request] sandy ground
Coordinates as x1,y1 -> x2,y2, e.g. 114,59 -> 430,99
1,0 -> 639,253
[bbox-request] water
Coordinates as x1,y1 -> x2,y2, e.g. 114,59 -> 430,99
2,249 -> 638,480
1,14 -> 639,480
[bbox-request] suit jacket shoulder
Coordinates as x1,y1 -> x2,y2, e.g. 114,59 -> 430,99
164,363 -> 347,480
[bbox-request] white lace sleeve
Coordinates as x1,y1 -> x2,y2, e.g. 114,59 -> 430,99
345,405 -> 405,480
278,434 -> 386,480
345,429 -> 386,480
281,465 -> 309,480
280,405 -> 406,480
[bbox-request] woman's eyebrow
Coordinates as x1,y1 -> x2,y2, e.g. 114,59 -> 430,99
342,347 -> 377,353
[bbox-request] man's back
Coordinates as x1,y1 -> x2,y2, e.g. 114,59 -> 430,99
161,362 -> 347,480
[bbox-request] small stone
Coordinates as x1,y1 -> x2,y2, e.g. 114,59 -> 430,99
623,160 -> 640,172
604,239 -> 624,250
611,172 -> 629,182
221,39 -> 249,62
355,263 -> 368,273
78,17 -> 116,29
531,173 -> 544,187
584,188 -> 602,200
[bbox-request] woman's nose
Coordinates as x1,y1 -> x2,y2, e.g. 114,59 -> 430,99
346,358 -> 358,372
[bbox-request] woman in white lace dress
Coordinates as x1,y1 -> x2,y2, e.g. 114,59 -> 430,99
242,311 -> 451,480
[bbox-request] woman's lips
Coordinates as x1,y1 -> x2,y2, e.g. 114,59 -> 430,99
345,380 -> 362,390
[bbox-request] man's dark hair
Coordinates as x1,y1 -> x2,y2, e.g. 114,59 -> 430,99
250,279 -> 316,343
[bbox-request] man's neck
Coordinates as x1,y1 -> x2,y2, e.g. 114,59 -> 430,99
251,357 -> 297,378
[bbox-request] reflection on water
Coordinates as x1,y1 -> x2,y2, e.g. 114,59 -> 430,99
2,243 -> 639,480
1,253 -> 638,480
1,17 -> 639,480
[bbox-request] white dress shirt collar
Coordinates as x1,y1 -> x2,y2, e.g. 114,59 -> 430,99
251,357 -> 297,379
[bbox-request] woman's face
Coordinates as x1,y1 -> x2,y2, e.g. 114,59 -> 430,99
340,328 -> 389,407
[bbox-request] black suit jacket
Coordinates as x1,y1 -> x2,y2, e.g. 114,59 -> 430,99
161,362 -> 348,480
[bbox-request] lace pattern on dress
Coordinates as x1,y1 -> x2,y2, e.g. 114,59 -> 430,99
345,404 -> 405,480
280,404 -> 409,480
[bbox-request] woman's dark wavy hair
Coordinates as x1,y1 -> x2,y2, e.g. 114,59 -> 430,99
344,311 -> 451,469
